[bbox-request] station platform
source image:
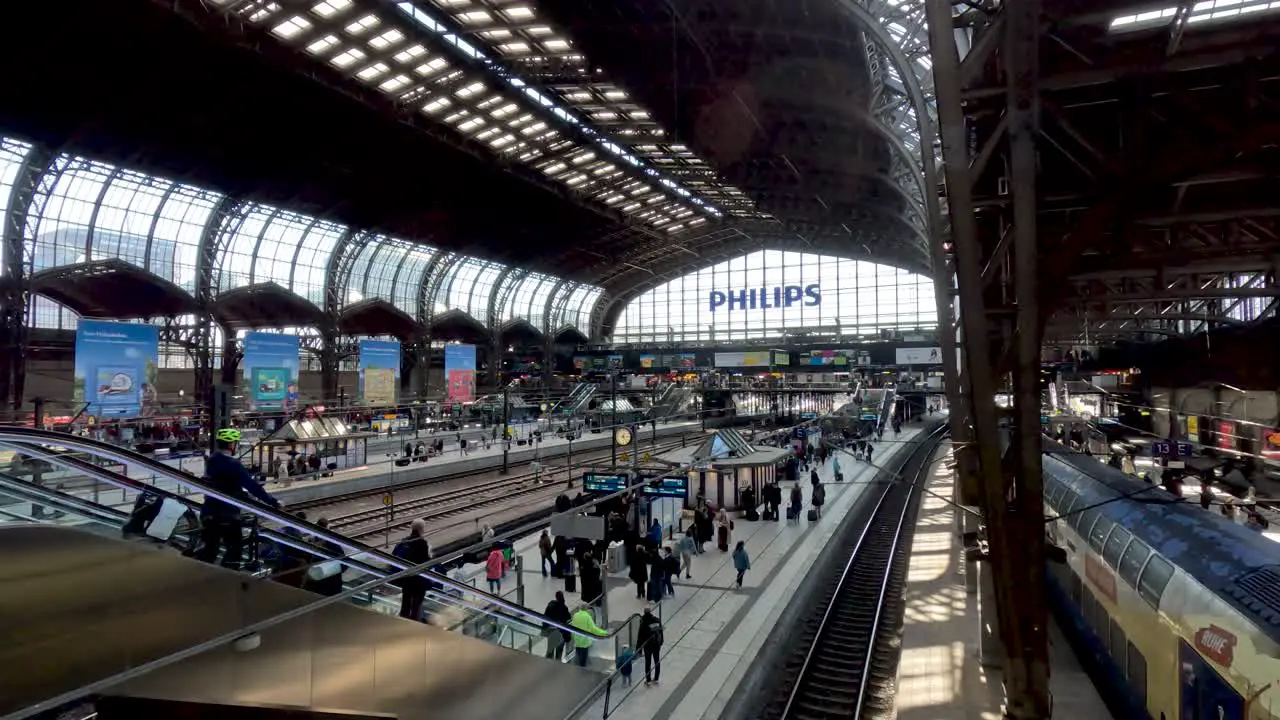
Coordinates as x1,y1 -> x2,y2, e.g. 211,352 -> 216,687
485,425 -> 926,720
892,443 -> 1113,719
2,420 -> 703,514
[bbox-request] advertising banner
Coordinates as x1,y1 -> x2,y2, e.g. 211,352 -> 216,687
1263,428 -> 1280,459
573,356 -> 586,370
714,351 -> 772,368
1187,415 -> 1199,439
241,332 -> 300,412
358,340 -> 401,406
800,350 -> 849,366
74,319 -> 160,419
444,344 -> 477,403
1216,421 -> 1236,451
896,347 -> 943,365
639,354 -> 656,369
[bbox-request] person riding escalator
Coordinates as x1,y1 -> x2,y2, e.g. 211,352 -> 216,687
194,428 -> 281,569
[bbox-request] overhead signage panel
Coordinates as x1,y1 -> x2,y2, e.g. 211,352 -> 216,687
583,472 -> 630,493
709,284 -> 820,312
896,347 -> 943,365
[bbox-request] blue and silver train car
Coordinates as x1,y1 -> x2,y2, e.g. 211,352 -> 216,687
1041,442 -> 1280,719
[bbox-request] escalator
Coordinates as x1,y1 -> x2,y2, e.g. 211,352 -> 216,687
0,427 -> 643,720
879,387 -> 898,431
551,383 -> 596,415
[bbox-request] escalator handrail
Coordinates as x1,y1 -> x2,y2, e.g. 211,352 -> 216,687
0,427 -> 622,642
0,464 -> 400,586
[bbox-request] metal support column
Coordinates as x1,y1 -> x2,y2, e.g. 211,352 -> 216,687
927,1 -> 1051,716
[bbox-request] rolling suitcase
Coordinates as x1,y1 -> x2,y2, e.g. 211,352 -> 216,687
807,508 -> 818,522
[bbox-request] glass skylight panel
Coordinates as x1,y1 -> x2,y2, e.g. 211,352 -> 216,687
380,74 -> 411,92
526,25 -> 553,36
368,29 -> 405,49
457,116 -> 486,133
311,0 -> 351,18
330,47 -> 366,68
499,42 -> 531,55
306,34 -> 340,55
488,133 -> 517,149
542,39 -> 570,51
1110,0 -> 1278,30
455,81 -> 485,98
458,10 -> 492,24
481,29 -> 513,40
271,16 -> 312,39
357,62 -> 390,81
415,57 -> 449,76
395,44 -> 428,62
502,5 -> 535,20
423,97 -> 452,114
345,14 -> 380,35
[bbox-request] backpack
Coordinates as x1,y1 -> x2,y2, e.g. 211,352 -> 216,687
393,540 -> 411,560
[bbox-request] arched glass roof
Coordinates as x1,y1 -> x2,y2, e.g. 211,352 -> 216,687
0,135 -> 602,338
613,249 -> 937,343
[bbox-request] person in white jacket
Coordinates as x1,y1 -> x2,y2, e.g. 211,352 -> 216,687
676,531 -> 695,580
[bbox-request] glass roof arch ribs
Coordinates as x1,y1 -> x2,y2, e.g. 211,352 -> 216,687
322,227 -> 369,315
834,0 -> 943,263
419,251 -> 466,322
540,277 -> 570,336
1,142 -> 48,279
486,265 -> 524,330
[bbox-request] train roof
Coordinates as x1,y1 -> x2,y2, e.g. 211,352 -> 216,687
1042,444 -> 1280,639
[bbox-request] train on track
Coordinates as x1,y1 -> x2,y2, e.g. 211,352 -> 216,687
1041,442 -> 1280,720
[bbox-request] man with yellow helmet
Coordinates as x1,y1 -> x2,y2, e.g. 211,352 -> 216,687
194,427 -> 281,568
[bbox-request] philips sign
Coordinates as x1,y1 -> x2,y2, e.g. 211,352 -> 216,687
709,284 -> 820,312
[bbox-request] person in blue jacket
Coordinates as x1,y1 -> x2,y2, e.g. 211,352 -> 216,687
195,428 -> 280,568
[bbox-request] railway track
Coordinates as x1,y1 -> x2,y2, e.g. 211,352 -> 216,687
762,428 -> 944,720
330,438 -> 690,539
290,432 -> 690,513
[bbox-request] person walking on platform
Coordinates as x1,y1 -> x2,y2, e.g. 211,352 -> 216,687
811,483 -> 826,520
732,541 -> 751,589
629,544 -> 650,599
636,606 -> 664,686
485,544 -> 507,594
661,547 -> 679,596
865,444 -> 874,465
716,508 -> 732,552
539,530 -> 554,577
832,455 -> 843,483
392,519 -> 432,622
569,606 -> 608,667
789,484 -> 803,524
677,531 -> 695,580
196,428 -> 281,569
543,590 -> 572,661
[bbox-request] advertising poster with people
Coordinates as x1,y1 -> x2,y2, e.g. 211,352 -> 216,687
241,332 -> 300,412
359,339 -> 401,406
73,319 -> 160,419
444,344 -> 476,403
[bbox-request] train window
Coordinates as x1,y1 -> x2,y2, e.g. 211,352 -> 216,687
1097,605 -> 1112,641
1083,590 -> 1096,629
1073,507 -> 1097,535
1058,491 -> 1080,518
1137,555 -> 1175,608
1102,526 -> 1132,569
1110,619 -> 1127,668
1117,540 -> 1151,587
1046,481 -> 1064,507
1069,571 -> 1083,605
1088,515 -> 1115,553
1127,641 -> 1148,706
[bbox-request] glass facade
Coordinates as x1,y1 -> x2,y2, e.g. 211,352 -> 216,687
0,136 -> 601,339
612,249 -> 939,343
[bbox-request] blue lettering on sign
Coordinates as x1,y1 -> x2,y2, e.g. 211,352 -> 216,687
710,284 -> 820,312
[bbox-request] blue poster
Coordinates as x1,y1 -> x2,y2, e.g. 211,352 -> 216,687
359,339 -> 401,406
444,344 -> 476,402
242,332 -> 300,412
73,319 -> 160,419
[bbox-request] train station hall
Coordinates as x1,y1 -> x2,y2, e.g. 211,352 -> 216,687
3,1 -> 1279,719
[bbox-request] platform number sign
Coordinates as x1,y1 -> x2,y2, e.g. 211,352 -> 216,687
1152,441 -> 1193,458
